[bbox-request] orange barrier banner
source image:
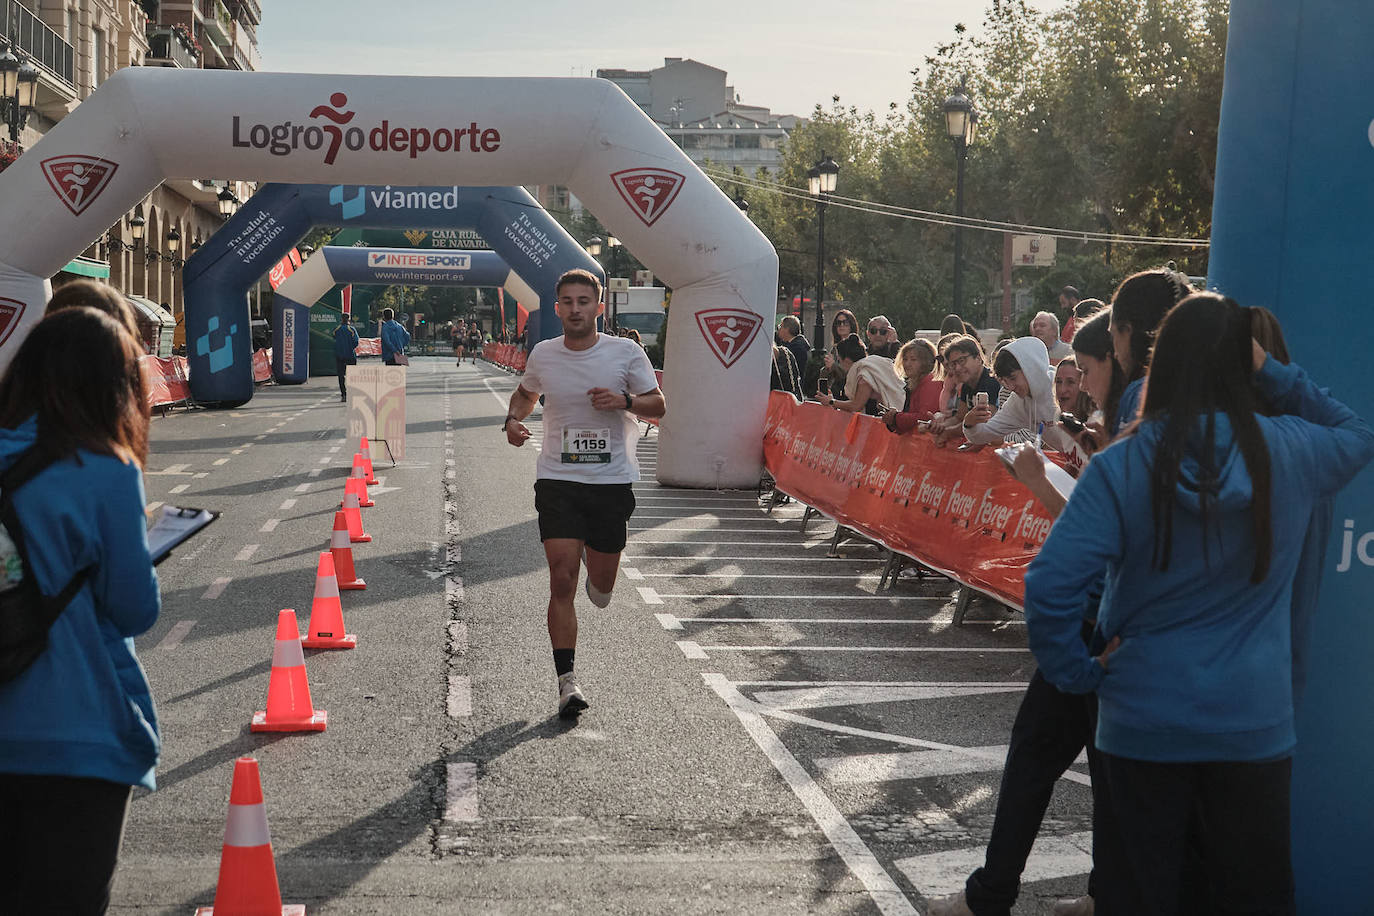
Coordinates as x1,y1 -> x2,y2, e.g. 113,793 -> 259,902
140,355 -> 191,408
356,337 -> 381,357
483,343 -> 526,373
251,347 -> 272,384
762,392 -> 1056,608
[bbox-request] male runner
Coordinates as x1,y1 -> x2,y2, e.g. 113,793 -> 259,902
502,269 -> 665,717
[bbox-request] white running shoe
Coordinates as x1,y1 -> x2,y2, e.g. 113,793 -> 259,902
582,548 -> 613,608
925,892 -> 975,916
557,672 -> 588,718
1053,896 -> 1094,916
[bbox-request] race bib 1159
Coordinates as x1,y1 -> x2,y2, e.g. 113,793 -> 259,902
561,427 -> 612,464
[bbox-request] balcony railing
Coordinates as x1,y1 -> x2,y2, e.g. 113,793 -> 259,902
146,25 -> 198,68
0,0 -> 74,88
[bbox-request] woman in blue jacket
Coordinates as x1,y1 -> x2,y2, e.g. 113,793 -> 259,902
1025,293 -> 1374,914
0,307 -> 161,913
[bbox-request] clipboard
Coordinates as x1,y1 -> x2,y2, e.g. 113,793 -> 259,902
148,505 -> 220,565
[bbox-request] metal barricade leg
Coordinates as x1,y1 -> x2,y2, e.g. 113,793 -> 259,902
953,586 -> 974,627
799,506 -> 818,534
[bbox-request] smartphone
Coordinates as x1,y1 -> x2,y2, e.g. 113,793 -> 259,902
1058,412 -> 1085,435
974,391 -> 989,408
818,378 -> 831,396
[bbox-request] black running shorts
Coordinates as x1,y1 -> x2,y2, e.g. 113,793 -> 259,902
534,479 -> 636,553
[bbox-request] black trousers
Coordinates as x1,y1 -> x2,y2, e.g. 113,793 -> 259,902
0,773 -> 133,914
336,357 -> 355,398
1099,753 -> 1295,916
964,669 -> 1120,915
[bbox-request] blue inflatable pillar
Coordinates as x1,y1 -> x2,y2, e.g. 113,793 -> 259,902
1208,4 -> 1374,910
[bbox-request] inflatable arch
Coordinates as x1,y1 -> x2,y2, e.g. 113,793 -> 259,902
0,68 -> 777,487
1208,3 -> 1374,909
273,246 -> 517,380
177,182 -> 597,389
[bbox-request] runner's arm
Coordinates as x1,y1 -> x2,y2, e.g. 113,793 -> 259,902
506,384 -> 539,423
629,388 -> 665,419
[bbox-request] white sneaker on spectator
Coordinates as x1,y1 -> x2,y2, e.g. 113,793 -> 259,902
1053,896 -> 1094,916
925,891 -> 975,916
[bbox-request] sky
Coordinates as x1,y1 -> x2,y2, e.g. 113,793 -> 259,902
257,0 -> 1067,119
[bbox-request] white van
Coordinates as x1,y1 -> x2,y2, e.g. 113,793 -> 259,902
610,286 -> 667,345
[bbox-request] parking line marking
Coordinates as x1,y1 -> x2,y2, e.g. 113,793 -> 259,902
146,501 -> 163,514
655,613 -> 683,631
155,620 -> 195,650
447,576 -> 464,603
445,762 -> 478,822
449,621 -> 468,653
636,586 -> 663,605
624,555 -> 885,563
654,594 -> 944,602
894,832 -> 1093,900
676,640 -> 708,659
213,458 -> 230,466
702,674 -> 918,915
279,499 -> 296,510
169,484 -> 190,494
201,577 -> 231,600
622,567 -> 644,580
308,468 -> 322,477
260,519 -> 280,532
193,472 -> 209,479
294,483 -> 312,492
235,544 -> 260,561
693,644 -> 1029,654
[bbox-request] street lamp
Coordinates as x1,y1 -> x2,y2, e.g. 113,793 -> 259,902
129,214 -> 146,246
807,151 -> 839,348
733,190 -> 750,215
584,235 -> 602,258
942,80 -> 979,317
166,226 -> 180,255
0,47 -> 39,142
216,186 -> 238,217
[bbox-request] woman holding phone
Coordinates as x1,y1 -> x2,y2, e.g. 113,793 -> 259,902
0,307 -> 161,913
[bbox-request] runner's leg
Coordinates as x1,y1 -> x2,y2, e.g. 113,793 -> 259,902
544,538 -> 582,651
583,547 -> 620,599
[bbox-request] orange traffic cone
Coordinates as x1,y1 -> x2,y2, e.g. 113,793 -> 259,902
330,510 -> 365,590
359,437 -> 378,484
302,552 -> 355,650
251,609 -> 327,733
351,452 -> 377,488
344,475 -> 374,509
194,757 -> 305,915
341,489 -> 371,544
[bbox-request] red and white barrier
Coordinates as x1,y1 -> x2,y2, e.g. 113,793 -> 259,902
140,354 -> 191,409
251,347 -> 272,384
356,337 -> 381,358
482,343 -> 526,373
762,392 -> 1057,609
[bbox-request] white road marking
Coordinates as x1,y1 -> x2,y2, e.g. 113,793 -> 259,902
449,621 -> 468,653
232,449 -> 244,455
447,576 -> 464,603
169,484 -> 189,494
447,675 -> 472,717
235,544 -> 260,561
628,526 -> 798,533
622,567 -> 644,580
625,555 -> 885,563
146,501 -> 163,514
318,456 -> 332,464
446,545 -> 461,564
213,458 -> 230,466
689,644 -> 1029,654
279,499 -> 296,510
147,463 -> 191,475
193,472 -> 208,479
200,577 -> 231,600
254,435 -> 266,440
815,747 -> 1084,785
752,683 -> 1028,710
155,620 -> 195,650
676,640 -> 708,659
294,483 -> 312,492
308,468 -> 322,477
636,586 -> 663,605
894,832 -> 1093,899
654,613 -> 683,631
260,519 -> 280,532
329,446 -> 341,453
628,537 -> 831,545
445,763 -> 478,821
703,674 -> 918,915
653,594 -> 943,602
644,573 -> 882,580
673,617 -> 1000,627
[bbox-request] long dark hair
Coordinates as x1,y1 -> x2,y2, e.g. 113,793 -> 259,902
0,307 -> 150,467
830,308 -> 858,342
1142,293 -> 1271,583
1110,268 -> 1192,378
1071,308 -> 1127,423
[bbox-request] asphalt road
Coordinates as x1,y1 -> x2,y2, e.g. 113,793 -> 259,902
113,356 -> 1091,914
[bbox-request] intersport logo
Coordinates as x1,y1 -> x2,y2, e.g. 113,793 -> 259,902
367,252 -> 472,270
232,92 -> 503,165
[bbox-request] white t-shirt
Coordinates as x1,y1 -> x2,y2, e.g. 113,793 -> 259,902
520,334 -> 659,484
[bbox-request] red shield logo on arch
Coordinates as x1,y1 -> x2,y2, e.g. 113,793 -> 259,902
0,298 -> 27,348
695,308 -> 761,369
41,155 -> 119,216
612,168 -> 685,227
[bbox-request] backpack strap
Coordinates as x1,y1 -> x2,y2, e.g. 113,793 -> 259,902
0,446 -> 95,623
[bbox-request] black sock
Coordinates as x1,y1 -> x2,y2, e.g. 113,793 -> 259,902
553,648 -> 575,677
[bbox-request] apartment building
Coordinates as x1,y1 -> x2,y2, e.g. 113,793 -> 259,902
1,0 -> 262,341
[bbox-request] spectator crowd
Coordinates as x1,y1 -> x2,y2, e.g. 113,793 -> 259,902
770,272 -> 1374,916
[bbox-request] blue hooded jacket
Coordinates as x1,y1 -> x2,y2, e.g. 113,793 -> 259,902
380,319 -> 410,362
1025,358 -> 1374,762
0,418 -> 161,789
333,322 -> 359,362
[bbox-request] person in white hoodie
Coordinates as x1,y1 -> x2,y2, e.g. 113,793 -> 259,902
962,336 -> 1064,446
